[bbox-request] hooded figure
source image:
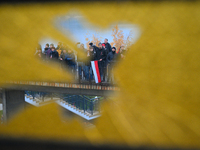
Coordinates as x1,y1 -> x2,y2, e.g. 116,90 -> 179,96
107,46 -> 117,65
107,47 -> 117,83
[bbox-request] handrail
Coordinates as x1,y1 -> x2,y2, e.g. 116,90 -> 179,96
25,91 -> 103,117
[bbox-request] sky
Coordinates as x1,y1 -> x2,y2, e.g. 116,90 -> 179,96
39,12 -> 141,51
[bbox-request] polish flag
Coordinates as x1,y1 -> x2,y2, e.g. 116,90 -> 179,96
91,61 -> 101,83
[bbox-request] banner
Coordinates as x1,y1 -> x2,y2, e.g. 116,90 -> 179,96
91,61 -> 101,83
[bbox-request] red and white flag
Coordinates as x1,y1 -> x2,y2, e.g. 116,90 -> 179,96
91,61 -> 101,83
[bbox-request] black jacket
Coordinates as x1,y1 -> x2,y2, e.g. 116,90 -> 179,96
104,43 -> 112,53
95,47 -> 107,61
92,45 -> 98,53
107,51 -> 116,64
50,50 -> 59,60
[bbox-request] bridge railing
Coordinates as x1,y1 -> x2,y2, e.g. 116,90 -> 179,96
25,91 -> 103,116
62,94 -> 102,116
60,61 -> 116,84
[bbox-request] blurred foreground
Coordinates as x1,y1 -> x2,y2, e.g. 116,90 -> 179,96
0,0 -> 200,149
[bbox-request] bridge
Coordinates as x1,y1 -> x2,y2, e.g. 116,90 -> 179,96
1,81 -> 119,122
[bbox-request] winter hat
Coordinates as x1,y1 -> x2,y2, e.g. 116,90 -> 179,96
112,47 -> 116,50
89,42 -> 93,46
102,44 -> 106,47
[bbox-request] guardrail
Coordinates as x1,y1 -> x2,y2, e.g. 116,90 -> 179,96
25,91 -> 102,117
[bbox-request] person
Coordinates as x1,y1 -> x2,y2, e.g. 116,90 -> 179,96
80,43 -> 87,52
44,43 -> 50,53
84,46 -> 96,81
56,42 -> 63,57
44,43 -> 51,60
107,47 -> 117,64
60,43 -> 69,59
35,44 -> 45,60
118,44 -> 127,59
89,42 -> 98,54
50,43 -> 54,49
60,49 -> 67,60
56,42 -> 62,50
65,49 -> 76,72
102,43 -> 108,55
103,39 -> 111,79
102,43 -> 109,78
50,46 -> 59,61
34,44 -> 42,55
103,38 -> 112,53
60,49 -> 68,69
35,49 -> 45,60
76,42 -> 81,48
107,47 -> 117,82
95,43 -> 107,82
102,43 -> 106,49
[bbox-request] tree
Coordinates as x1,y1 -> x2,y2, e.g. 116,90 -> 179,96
111,25 -> 134,53
110,25 -> 124,53
85,31 -> 102,49
124,30 -> 134,50
85,25 -> 134,51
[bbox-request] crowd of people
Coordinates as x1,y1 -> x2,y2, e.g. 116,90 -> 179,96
35,38 -> 127,83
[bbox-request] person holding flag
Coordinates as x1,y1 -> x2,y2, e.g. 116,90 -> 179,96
91,43 -> 107,83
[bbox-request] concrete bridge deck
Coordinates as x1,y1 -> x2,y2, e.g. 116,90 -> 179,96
2,81 -> 119,96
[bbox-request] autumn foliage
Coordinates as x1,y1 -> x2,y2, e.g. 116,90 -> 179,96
110,25 -> 124,53
111,25 -> 134,53
85,31 -> 103,49
85,25 -> 133,51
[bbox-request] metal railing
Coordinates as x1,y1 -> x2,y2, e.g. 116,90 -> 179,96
40,56 -> 116,84
25,91 -> 103,116
62,62 -> 116,84
60,94 -> 102,116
